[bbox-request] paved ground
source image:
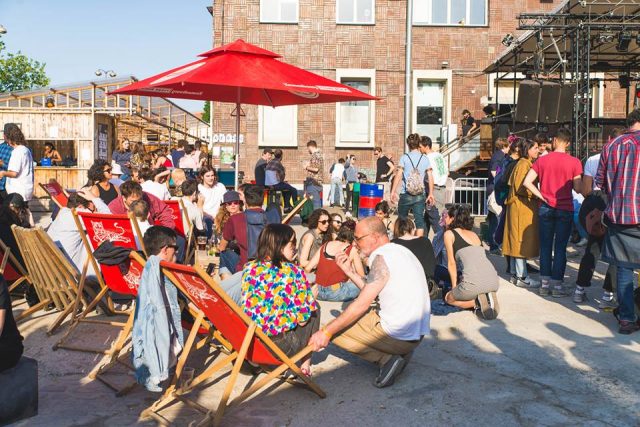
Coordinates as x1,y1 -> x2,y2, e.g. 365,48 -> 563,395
9,212 -> 640,426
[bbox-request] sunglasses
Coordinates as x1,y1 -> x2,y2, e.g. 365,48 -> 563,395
104,168 -> 112,173
354,233 -> 371,242
318,220 -> 330,225
333,220 -> 342,224
226,200 -> 241,205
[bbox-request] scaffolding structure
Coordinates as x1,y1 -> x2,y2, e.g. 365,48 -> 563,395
485,0 -> 640,159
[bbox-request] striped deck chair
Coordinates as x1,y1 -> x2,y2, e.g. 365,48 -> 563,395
52,211 -> 145,353
11,226 -> 86,335
142,262 -> 325,426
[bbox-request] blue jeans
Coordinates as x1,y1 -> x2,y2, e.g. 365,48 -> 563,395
316,282 -> 360,302
538,203 -> 573,282
219,249 -> 240,275
616,267 -> 637,322
304,179 -> 322,210
398,193 -> 426,231
424,204 -> 442,235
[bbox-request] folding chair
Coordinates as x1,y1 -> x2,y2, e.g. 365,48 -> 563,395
142,262 -> 325,426
87,251 -> 145,396
52,211 -> 146,353
39,179 -> 69,209
0,238 -> 33,314
165,199 -> 195,263
281,194 -> 310,225
11,226 -> 87,335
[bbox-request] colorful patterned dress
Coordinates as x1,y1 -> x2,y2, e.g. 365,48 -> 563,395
241,260 -> 318,336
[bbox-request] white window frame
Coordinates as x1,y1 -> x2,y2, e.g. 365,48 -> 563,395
412,70 -> 452,146
260,0 -> 299,24
412,0 -> 488,27
335,68 -> 376,148
258,105 -> 298,147
336,0 -> 376,25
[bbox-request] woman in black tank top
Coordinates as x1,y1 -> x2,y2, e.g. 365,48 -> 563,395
87,160 -> 119,205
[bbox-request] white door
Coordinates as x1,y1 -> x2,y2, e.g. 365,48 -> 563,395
415,80 -> 446,143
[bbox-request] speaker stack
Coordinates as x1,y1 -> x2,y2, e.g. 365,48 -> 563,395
515,80 -> 574,123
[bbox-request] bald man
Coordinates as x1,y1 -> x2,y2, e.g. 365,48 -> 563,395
308,217 -> 431,388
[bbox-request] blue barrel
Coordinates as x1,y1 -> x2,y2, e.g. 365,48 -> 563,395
358,183 -> 384,218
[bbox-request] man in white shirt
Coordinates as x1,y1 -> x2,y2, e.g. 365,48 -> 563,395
180,179 -> 205,238
328,158 -> 345,207
47,188 -> 111,278
139,168 -> 171,201
308,217 -> 430,388
419,136 -> 449,235
0,124 -> 34,201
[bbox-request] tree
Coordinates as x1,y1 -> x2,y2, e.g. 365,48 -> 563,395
0,39 -> 50,93
202,100 -> 210,123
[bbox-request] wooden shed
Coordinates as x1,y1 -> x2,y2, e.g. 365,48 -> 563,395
0,77 -> 208,197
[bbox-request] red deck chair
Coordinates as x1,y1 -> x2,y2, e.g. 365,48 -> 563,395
165,199 -> 195,263
0,238 -> 34,316
53,211 -> 146,354
142,262 -> 325,426
39,179 -> 69,209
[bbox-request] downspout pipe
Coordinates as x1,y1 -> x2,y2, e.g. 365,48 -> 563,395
404,0 -> 413,151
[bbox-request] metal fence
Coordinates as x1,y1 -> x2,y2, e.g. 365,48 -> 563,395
452,178 -> 488,217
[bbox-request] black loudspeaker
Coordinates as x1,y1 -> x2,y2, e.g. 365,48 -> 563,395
515,80 -> 541,123
557,85 -> 575,123
539,81 -> 561,123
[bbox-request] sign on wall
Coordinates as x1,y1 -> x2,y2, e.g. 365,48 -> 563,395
97,123 -> 108,160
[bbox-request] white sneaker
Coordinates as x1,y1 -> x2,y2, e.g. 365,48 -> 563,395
576,238 -> 588,247
573,290 -> 587,303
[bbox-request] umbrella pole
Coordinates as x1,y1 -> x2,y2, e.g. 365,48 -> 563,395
235,102 -> 240,190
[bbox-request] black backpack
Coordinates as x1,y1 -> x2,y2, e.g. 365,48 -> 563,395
494,158 -> 518,206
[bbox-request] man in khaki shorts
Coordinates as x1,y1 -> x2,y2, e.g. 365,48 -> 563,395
308,217 -> 431,388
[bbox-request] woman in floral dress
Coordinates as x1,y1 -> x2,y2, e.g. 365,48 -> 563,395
241,223 -> 319,376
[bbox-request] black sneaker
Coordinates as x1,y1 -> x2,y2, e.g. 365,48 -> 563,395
374,355 -> 406,388
619,320 -> 640,335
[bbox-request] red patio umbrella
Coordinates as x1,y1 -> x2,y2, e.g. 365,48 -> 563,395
110,39 -> 378,188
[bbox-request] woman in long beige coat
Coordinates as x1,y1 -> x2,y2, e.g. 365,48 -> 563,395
503,139 -> 540,287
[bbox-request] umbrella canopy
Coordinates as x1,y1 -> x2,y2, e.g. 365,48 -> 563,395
110,39 -> 377,106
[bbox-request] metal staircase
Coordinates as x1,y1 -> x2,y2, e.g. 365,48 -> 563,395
440,127 -> 483,173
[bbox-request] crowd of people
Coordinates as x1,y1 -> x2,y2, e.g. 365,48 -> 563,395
1,106 -> 638,398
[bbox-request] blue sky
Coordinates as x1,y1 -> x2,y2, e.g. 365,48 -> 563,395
0,0 -> 212,112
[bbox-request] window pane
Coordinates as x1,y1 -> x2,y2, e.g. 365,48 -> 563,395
262,106 -> 296,145
413,0 -> 429,23
450,0 -> 466,24
340,79 -> 371,142
415,81 -> 445,143
432,0 -> 447,24
469,0 -> 485,25
261,0 -> 278,21
338,0 -> 354,23
281,0 -> 298,22
356,0 -> 374,23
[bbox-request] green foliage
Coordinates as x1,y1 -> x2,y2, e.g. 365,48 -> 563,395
202,100 -> 210,123
0,39 -> 51,93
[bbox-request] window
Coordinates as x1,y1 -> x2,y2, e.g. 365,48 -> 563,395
337,0 -> 375,25
258,105 -> 298,147
413,0 -> 487,26
412,70 -> 452,145
336,69 -> 375,147
260,0 -> 298,23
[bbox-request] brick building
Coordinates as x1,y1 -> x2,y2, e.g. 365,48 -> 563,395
207,0 -> 626,184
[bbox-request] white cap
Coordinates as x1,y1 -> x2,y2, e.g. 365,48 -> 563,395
111,162 -> 123,175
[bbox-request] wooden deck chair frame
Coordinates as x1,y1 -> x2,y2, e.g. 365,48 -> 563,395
11,226 -> 87,335
281,194 -> 310,225
53,211 -> 146,353
142,262 -> 325,426
87,251 -> 147,396
165,199 -> 195,264
39,179 -> 69,209
0,238 -> 34,315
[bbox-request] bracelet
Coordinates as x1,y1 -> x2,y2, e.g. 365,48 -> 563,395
321,327 -> 332,339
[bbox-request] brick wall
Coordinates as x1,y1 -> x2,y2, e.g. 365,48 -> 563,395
209,0 -> 620,184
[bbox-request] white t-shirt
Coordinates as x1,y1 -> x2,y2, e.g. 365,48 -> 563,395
141,180 -> 171,201
369,242 -> 430,341
6,145 -> 34,201
583,153 -> 601,191
330,163 -> 345,180
181,197 -> 204,234
198,182 -> 227,217
426,152 -> 449,187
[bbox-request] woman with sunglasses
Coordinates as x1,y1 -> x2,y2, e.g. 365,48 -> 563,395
298,209 -> 332,272
304,219 -> 363,301
241,223 -> 319,376
330,213 -> 343,239
87,159 -> 119,205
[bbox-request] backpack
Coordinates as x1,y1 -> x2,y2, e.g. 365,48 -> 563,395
404,154 -> 425,196
494,158 -> 517,206
245,210 -> 267,260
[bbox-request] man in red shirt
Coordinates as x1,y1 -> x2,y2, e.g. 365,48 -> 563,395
523,128 -> 582,298
108,181 -> 174,229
